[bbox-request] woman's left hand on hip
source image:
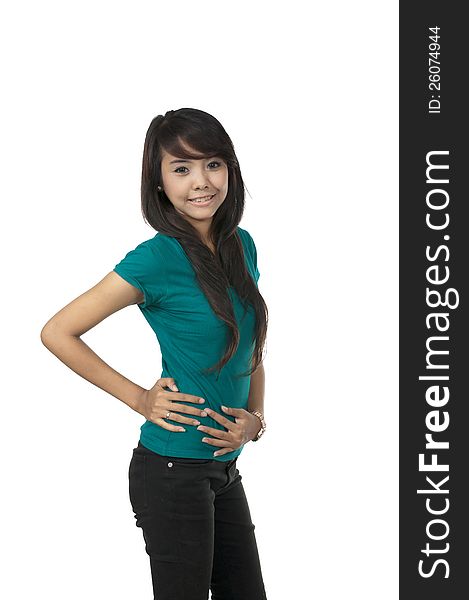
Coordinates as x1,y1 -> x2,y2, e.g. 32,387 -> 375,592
197,406 -> 261,457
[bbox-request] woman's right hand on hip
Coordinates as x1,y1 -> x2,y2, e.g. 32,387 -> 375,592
137,377 -> 208,432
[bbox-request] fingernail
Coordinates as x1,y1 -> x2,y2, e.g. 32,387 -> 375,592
221,405 -> 227,410
171,384 -> 178,391
200,411 -> 208,417
193,421 -> 200,426
178,427 -> 186,432
199,398 -> 205,403
204,408 -> 211,414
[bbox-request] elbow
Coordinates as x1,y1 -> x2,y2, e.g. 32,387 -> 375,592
40,321 -> 54,349
40,319 -> 64,350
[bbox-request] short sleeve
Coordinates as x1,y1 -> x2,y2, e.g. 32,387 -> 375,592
113,239 -> 166,309
250,235 -> 260,284
239,228 -> 260,285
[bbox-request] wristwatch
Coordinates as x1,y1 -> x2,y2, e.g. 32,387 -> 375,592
249,410 -> 266,442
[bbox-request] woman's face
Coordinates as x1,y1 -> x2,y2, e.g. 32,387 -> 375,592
160,146 -> 229,232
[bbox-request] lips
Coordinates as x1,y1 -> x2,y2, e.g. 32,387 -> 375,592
188,194 -> 215,201
187,194 -> 215,206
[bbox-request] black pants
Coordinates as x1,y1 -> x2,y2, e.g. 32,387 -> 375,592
128,440 -> 267,600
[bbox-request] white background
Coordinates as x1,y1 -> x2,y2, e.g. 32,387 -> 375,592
1,1 -> 398,598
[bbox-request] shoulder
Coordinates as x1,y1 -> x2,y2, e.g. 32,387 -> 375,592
114,233 -> 170,274
236,226 -> 260,284
129,232 -> 176,258
236,226 -> 258,254
149,232 -> 183,254
236,226 -> 255,245
113,233 -> 170,308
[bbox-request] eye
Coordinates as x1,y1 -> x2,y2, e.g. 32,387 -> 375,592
174,160 -> 222,174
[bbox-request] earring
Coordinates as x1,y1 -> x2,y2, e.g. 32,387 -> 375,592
157,185 -> 163,192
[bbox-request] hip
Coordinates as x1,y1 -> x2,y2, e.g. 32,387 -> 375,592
140,420 -> 244,463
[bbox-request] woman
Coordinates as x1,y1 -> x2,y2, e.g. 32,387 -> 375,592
41,108 -> 269,599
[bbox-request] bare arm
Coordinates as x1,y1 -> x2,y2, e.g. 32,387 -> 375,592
248,362 -> 265,417
40,271 -> 149,414
41,271 -> 254,430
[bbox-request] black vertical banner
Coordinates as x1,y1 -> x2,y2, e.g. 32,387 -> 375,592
400,3 -> 467,597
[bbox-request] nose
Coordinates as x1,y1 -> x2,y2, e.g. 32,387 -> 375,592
192,168 -> 212,190
194,181 -> 210,191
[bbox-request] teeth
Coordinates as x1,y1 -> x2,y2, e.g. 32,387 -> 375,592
190,195 -> 213,203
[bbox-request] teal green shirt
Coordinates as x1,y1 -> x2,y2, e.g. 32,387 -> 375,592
113,226 -> 260,462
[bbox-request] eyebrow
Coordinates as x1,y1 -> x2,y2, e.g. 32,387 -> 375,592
169,156 -> 219,165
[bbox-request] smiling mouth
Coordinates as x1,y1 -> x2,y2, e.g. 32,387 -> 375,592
187,194 -> 215,205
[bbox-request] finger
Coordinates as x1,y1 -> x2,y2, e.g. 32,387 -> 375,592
156,377 -> 179,392
213,448 -> 235,457
164,391 -> 206,405
168,401 -> 209,418
152,417 -> 186,432
203,408 -> 235,431
221,405 -> 244,417
201,436 -> 233,448
160,408 -> 205,427
197,425 -> 229,439
170,413 -> 204,426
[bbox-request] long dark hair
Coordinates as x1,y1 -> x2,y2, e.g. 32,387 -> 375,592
140,108 -> 268,379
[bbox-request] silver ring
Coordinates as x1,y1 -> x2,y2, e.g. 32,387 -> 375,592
166,411 -> 171,419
